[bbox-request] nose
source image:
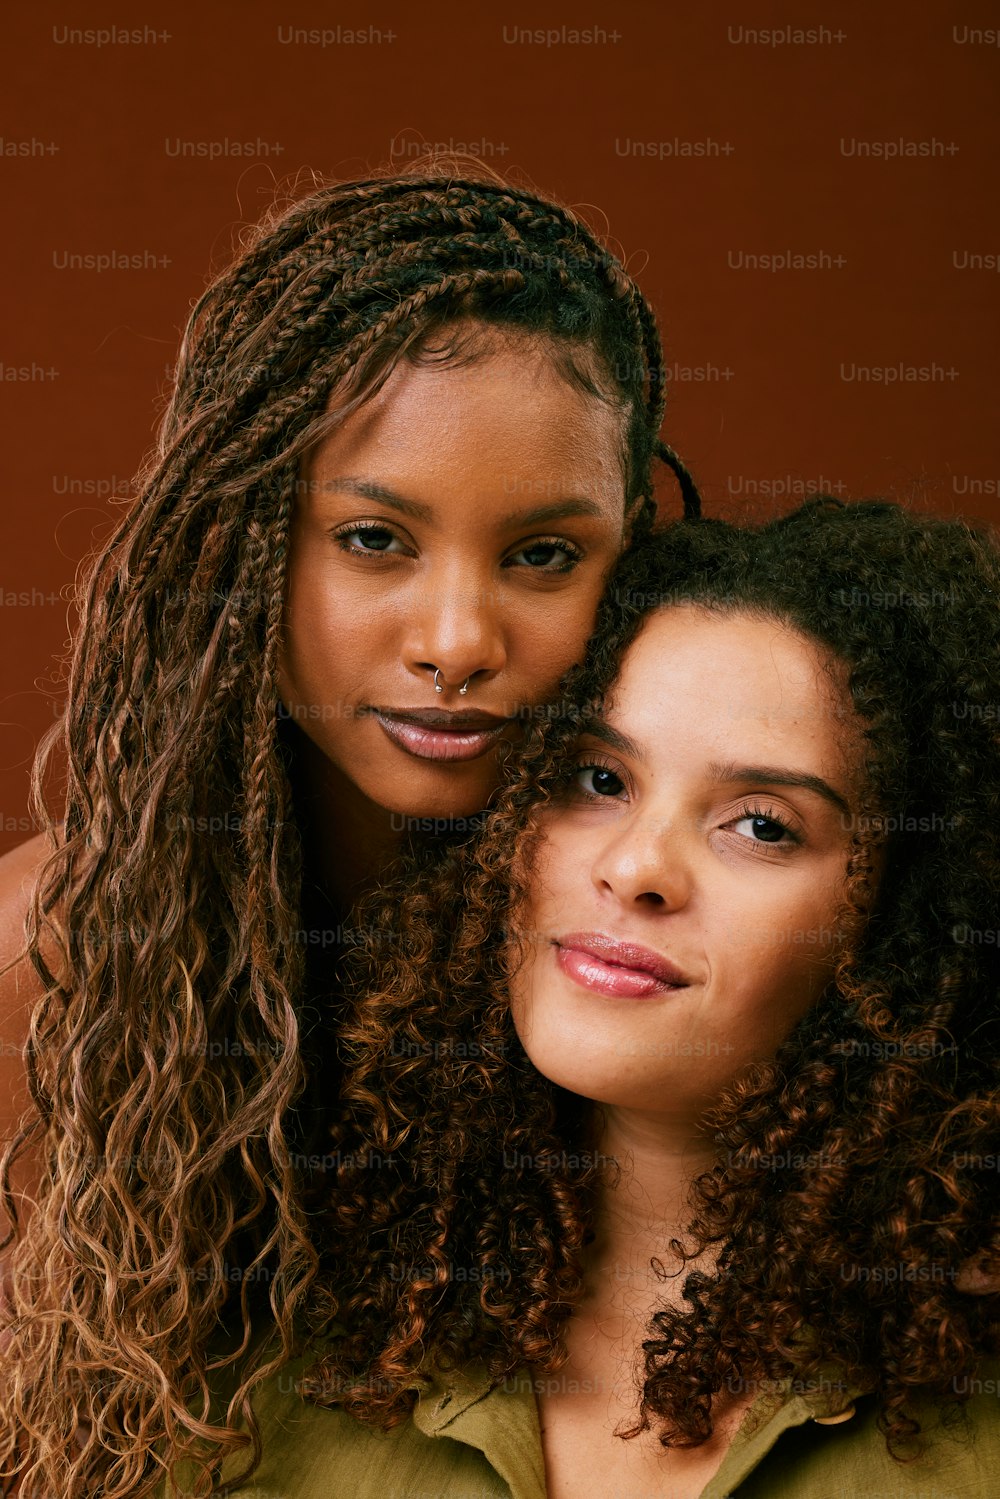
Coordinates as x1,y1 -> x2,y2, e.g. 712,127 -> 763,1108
590,811 -> 692,912
402,566 -> 507,694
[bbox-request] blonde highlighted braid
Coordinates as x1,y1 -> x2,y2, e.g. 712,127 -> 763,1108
0,162 -> 696,1498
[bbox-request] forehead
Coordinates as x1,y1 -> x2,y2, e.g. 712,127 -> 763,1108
307,331 -> 627,488
607,605 -> 860,785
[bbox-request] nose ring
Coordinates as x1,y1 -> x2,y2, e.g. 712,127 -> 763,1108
434,669 -> 471,696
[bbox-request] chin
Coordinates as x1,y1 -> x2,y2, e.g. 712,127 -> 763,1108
366,768 -> 500,824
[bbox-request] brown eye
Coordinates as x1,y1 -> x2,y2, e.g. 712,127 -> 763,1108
575,764 -> 627,799
333,523 -> 406,554
744,816 -> 786,843
506,537 -> 583,572
730,807 -> 798,846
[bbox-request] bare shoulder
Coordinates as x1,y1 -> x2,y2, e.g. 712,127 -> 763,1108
0,829 -> 62,992
0,831 -> 63,1174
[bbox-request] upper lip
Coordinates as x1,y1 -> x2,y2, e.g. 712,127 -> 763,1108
373,708 -> 512,730
555,931 -> 691,987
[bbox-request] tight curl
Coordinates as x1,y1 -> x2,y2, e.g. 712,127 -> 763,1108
299,498 -> 1000,1460
0,161 -> 695,1498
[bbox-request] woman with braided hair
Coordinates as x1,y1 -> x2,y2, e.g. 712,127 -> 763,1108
0,163 -> 697,1495
152,497 -> 997,1498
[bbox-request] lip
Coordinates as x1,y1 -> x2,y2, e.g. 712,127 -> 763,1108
376,707 -> 510,730
554,931 -> 691,1000
373,708 -> 513,763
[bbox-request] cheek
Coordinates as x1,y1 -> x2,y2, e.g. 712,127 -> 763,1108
502,572 -> 612,690
290,551 -> 376,639
509,818 -> 597,1036
518,816 -> 587,919
279,551 -> 387,691
501,510 -> 625,683
713,882 -> 846,1045
509,825 -> 565,987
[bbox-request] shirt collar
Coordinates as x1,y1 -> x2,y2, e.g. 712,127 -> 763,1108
412,1355 -> 871,1499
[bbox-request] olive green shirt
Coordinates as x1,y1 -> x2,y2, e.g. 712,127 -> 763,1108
160,1334 -> 999,1498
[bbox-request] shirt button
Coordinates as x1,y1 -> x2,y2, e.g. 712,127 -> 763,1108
813,1404 -> 856,1425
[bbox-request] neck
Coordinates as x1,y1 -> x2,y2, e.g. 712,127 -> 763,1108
556,1106 -> 759,1447
283,720 -> 407,916
580,1106 -> 718,1317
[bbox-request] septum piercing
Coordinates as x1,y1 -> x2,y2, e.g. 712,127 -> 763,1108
434,668 -> 470,696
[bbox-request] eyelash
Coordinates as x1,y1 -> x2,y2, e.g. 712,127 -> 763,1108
569,754 -> 631,801
732,800 -> 801,848
331,522 -> 407,557
329,522 -> 585,572
569,763 -> 801,848
503,536 -> 585,573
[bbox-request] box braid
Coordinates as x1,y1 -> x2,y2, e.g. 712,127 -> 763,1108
161,173 -> 699,520
1,171 -> 698,1498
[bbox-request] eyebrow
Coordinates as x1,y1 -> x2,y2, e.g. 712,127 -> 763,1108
709,760 -> 851,816
321,477 -> 432,521
319,478 -> 605,529
582,723 -> 851,815
498,498 -> 606,528
583,719 -> 643,760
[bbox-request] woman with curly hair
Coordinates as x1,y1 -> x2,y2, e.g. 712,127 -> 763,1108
153,498 -> 998,1497
0,161 -> 697,1495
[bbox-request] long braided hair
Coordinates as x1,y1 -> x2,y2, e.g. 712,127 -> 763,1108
0,163 -> 697,1497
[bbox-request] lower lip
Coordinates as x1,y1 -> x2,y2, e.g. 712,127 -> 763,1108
374,713 -> 510,763
555,945 -> 684,1000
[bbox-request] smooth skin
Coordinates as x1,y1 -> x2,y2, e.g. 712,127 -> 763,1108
277,326 -> 629,906
509,606 -> 869,1499
0,323 -> 630,1262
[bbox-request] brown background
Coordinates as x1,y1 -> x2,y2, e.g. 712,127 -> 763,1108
2,0 -> 999,855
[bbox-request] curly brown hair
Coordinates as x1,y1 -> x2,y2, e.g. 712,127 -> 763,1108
295,498 -> 1000,1463
0,160 -> 696,1497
